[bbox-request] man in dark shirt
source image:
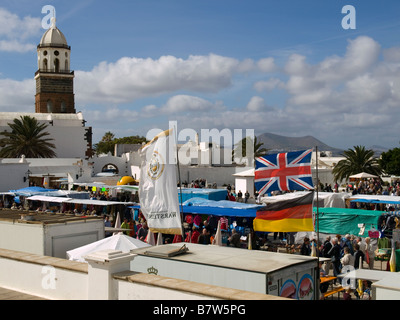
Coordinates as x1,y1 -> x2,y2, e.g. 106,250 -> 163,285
328,238 -> 342,284
354,243 -> 365,269
228,229 -> 241,247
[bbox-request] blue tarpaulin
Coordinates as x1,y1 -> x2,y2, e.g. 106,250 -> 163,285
130,197 -> 263,218
10,186 -> 58,194
351,198 -> 400,205
9,187 -> 64,198
178,188 -> 228,202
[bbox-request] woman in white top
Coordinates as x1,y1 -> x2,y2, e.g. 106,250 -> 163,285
364,237 -> 375,269
340,247 -> 355,269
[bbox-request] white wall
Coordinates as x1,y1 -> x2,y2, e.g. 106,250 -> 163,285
0,161 -> 30,191
0,254 -> 88,300
0,218 -> 104,258
0,248 -> 278,300
235,177 -> 254,198
0,112 -> 90,159
90,154 -> 130,176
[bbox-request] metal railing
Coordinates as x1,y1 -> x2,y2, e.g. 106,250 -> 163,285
35,69 -> 74,76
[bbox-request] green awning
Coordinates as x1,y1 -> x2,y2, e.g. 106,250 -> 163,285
313,207 -> 383,235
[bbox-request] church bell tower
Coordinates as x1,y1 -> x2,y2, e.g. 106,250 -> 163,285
35,18 -> 76,114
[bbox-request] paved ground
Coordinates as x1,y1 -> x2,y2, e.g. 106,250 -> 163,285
0,287 -> 47,300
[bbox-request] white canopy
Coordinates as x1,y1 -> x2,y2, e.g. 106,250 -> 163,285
259,191 -> 351,208
26,195 -> 133,206
26,195 -> 72,203
66,233 -> 151,263
349,172 -> 378,179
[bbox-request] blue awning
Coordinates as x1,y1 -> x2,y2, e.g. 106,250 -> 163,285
129,197 -> 263,218
350,198 -> 400,205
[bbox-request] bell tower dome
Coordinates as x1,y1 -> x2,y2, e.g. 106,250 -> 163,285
35,18 -> 75,113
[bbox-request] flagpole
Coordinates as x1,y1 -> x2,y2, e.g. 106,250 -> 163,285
315,146 -> 320,267
174,125 -> 185,238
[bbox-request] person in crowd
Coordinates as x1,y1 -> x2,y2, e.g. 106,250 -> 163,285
342,234 -> 354,255
104,215 -> 112,237
340,246 -> 355,268
328,237 -> 342,283
300,237 -> 311,256
120,218 -> 130,235
364,237 -> 375,269
322,236 -> 332,274
228,228 -> 241,248
129,219 -> 137,238
198,227 -> 211,245
237,190 -> 243,202
319,261 -> 330,296
137,222 -> 149,241
191,226 -> 200,243
244,191 -> 250,203
354,243 -> 365,269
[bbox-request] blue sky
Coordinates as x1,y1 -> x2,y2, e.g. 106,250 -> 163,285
1,1 -> 400,150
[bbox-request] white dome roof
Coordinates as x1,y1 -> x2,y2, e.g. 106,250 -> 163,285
39,18 -> 68,47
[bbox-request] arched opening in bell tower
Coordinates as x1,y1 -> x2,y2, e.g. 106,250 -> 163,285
54,58 -> 60,72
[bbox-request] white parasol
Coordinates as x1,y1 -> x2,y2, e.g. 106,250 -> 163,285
349,172 -> 378,179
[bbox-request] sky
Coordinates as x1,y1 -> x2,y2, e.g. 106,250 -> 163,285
1,0 -> 400,150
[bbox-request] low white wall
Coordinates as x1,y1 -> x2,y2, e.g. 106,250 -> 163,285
0,250 -> 88,300
0,248 -> 281,300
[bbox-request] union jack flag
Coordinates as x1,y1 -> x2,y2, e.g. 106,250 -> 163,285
255,149 -> 314,195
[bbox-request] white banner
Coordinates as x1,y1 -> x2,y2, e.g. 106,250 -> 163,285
139,129 -> 182,235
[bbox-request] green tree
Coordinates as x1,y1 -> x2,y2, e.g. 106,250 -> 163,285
102,131 -> 115,142
93,131 -> 115,155
0,115 -> 56,158
379,148 -> 400,176
233,136 -> 268,163
332,145 -> 381,182
93,132 -> 147,155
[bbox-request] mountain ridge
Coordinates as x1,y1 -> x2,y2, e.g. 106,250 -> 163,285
257,132 -> 344,156
256,133 -> 391,156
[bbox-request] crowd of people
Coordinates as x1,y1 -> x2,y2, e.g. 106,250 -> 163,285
345,178 -> 400,196
299,233 -> 377,300
104,207 -> 261,250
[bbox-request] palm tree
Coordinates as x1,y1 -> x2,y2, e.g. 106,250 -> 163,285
332,145 -> 381,182
233,136 -> 268,164
101,131 -> 115,142
0,115 -> 56,158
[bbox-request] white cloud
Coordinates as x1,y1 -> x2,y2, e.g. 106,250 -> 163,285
254,78 -> 285,92
75,54 -> 246,104
0,78 -> 34,111
161,95 -> 215,114
257,57 -> 277,73
88,106 -> 139,124
0,8 -> 41,53
246,96 -> 272,112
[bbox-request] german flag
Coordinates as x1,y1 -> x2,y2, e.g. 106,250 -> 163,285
253,191 -> 314,232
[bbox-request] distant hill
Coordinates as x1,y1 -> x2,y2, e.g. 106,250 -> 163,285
257,132 -> 344,156
369,145 -> 389,156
